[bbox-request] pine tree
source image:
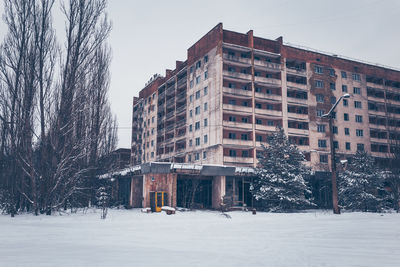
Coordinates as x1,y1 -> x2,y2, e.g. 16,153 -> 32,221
251,127 -> 314,212
338,151 -> 390,212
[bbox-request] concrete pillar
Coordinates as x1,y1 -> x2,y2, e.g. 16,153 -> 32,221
212,175 -> 226,209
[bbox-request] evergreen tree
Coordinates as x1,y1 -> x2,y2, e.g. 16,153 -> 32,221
338,151 -> 390,212
251,127 -> 314,212
96,186 -> 109,219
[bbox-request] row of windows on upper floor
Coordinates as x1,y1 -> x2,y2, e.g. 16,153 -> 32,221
189,55 -> 209,74
314,66 -> 361,81
188,118 -> 208,132
188,150 -> 208,162
318,140 -> 365,151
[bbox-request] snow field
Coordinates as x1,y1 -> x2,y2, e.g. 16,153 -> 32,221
0,209 -> 399,267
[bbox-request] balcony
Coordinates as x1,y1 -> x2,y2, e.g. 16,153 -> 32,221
254,76 -> 281,86
254,60 -> 281,72
176,92 -> 186,101
223,120 -> 253,130
287,128 -> 309,136
286,67 -> 307,76
223,104 -> 252,114
223,53 -> 251,65
223,70 -> 252,81
224,156 -> 254,164
255,124 -> 276,132
223,138 -> 253,147
223,87 -> 252,97
287,113 -> 308,120
166,110 -> 175,119
177,78 -> 187,88
287,81 -> 307,90
287,97 -> 308,105
166,98 -> 175,106
176,105 -> 186,114
255,108 -> 282,117
176,120 -> 186,128
368,109 -> 386,116
158,91 -> 165,99
254,92 -> 281,101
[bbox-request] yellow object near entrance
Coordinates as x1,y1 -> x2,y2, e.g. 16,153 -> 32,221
149,191 -> 168,212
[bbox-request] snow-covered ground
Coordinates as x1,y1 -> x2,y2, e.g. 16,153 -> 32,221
1,209 -> 399,267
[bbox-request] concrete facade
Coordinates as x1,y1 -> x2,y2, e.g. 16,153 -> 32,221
131,23 -> 400,171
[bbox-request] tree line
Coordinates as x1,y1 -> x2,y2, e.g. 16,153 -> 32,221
0,0 -> 117,216
252,127 -> 400,213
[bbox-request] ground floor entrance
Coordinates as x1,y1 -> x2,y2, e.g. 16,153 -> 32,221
176,175 -> 212,209
225,176 -> 254,208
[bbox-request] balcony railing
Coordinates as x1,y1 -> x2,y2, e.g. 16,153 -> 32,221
176,105 -> 186,114
254,92 -> 282,101
223,120 -> 253,130
254,60 -> 281,71
223,104 -> 252,114
223,87 -> 252,97
286,67 -> 307,76
223,156 -> 254,164
254,109 -> 282,117
223,53 -> 251,65
254,76 -> 281,86
166,110 -> 175,118
223,70 -> 252,80
223,138 -> 253,147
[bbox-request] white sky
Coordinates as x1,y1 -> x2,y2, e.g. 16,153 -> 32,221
1,0 -> 400,148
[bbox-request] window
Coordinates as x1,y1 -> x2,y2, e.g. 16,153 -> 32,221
204,87 -> 208,95
315,65 -> 323,74
204,102 -> 208,111
196,60 -> 201,69
241,134 -> 248,140
256,119 -> 262,125
341,71 -> 347,79
343,99 -> 348,106
189,140 -> 192,147
355,115 -> 363,123
316,94 -> 324,103
256,103 -> 262,109
195,137 -> 200,146
242,101 -> 248,107
204,135 -> 208,143
195,121 -> 200,130
228,83 -> 235,88
266,104 -> 273,110
342,85 -> 348,92
189,110 -> 193,117
204,71 -> 208,80
344,113 -> 349,121
188,154 -> 192,162
189,124 -> 192,132
228,133 -> 236,139
354,101 -> 362,108
204,118 -> 208,127
318,139 -> 327,148
356,129 -> 363,137
229,150 -> 237,157
151,128 -> 154,135
345,128 -> 350,135
346,142 -> 351,150
196,90 -> 201,99
195,106 -> 200,115
190,95 -> 193,102
195,153 -> 200,160
203,151 -> 207,159
317,124 -> 326,133
255,87 -> 262,93
267,120 -> 274,126
256,135 -> 262,142
320,154 -> 328,163
152,116 -> 155,123
357,143 -> 364,151
331,96 -> 337,104
242,117 -> 248,123
315,80 -> 324,88
352,73 -> 361,81
317,110 -> 325,117
330,83 -> 336,90
333,126 -> 338,134
353,87 -> 361,94
242,150 -> 249,157
333,141 -> 339,149
329,68 -> 335,76
190,66 -> 194,73
204,55 -> 208,63
229,116 -> 236,122
190,80 -> 194,88
228,99 -> 236,105
151,140 -> 154,147
332,112 -> 336,119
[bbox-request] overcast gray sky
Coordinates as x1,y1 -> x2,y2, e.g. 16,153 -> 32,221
1,0 -> 400,148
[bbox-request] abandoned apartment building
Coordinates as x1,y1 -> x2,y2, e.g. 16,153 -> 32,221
105,23 -> 400,211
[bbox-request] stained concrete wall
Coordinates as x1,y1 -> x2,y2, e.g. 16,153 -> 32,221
142,173 -> 177,208
212,175 -> 226,209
